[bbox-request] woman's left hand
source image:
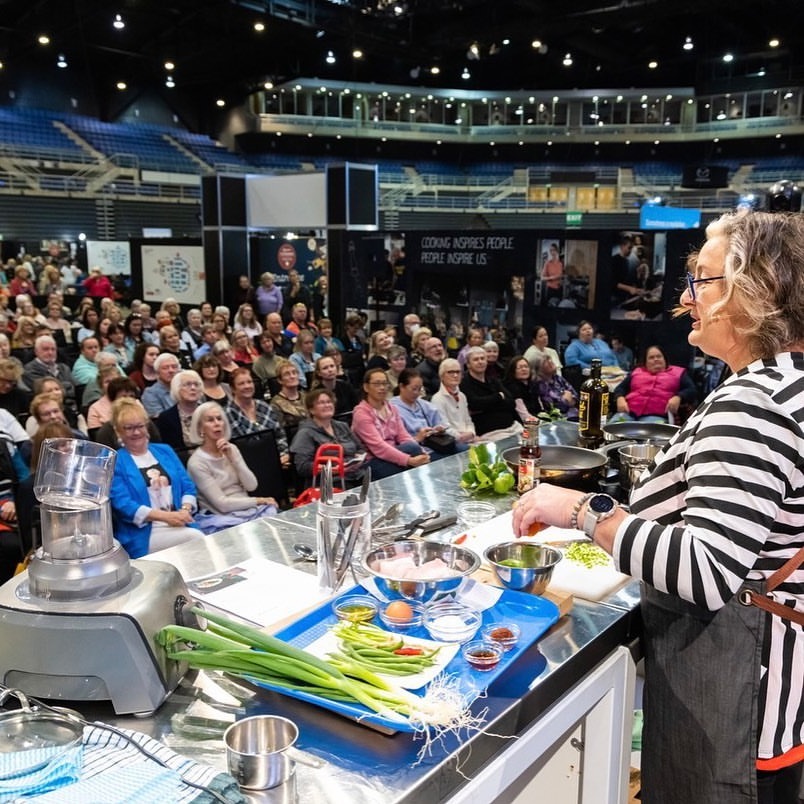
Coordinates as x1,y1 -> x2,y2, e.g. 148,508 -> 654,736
216,438 -> 232,455
666,395 -> 681,415
512,483 -> 582,535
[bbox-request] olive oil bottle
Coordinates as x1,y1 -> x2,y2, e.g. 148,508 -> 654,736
578,358 -> 608,446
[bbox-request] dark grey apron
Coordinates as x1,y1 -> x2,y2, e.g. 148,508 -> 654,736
639,580 -> 766,804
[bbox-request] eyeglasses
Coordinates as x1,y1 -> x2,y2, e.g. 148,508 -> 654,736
181,381 -> 202,388
443,369 -> 461,374
121,423 -> 147,433
685,272 -> 725,302
368,381 -> 390,387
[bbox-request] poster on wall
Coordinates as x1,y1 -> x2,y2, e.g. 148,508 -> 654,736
141,244 -> 205,304
535,238 -> 599,309
609,231 -> 665,321
86,240 -> 131,276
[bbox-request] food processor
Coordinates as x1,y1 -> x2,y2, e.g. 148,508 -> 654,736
0,439 -> 196,715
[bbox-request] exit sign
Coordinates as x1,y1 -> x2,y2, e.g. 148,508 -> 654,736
566,211 -> 583,226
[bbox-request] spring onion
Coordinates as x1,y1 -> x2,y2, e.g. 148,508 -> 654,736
158,607 -> 479,742
565,541 -> 610,568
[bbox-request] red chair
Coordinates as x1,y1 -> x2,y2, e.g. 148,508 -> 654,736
293,444 -> 346,507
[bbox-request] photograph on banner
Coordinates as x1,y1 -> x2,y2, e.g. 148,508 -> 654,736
610,231 -> 666,322
141,244 -> 205,304
536,239 -> 598,309
86,240 -> 132,276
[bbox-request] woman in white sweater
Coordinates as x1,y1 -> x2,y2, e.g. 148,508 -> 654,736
187,401 -> 277,534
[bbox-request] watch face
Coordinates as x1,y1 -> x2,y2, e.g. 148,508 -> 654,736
589,494 -> 616,514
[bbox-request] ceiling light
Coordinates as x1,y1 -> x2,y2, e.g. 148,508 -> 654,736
461,67 -> 470,80
264,80 -> 274,89
683,37 -> 693,51
531,39 -> 542,49
648,60 -> 658,69
215,99 -> 225,107
116,81 -> 127,90
723,53 -> 734,63
38,34 -> 50,45
254,21 -> 265,32
467,42 -> 480,60
562,53 -> 572,66
393,4 -> 404,15
165,76 -> 175,88
430,65 -> 440,75
57,54 -> 67,69
769,38 -> 780,48
326,50 -> 335,64
164,61 -> 175,71
352,49 -> 363,59
113,14 -> 125,30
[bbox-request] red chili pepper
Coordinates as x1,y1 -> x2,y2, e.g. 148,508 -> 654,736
453,533 -> 468,545
393,647 -> 424,656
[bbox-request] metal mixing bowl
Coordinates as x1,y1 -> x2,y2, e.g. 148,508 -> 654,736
483,542 -> 563,595
361,540 -> 481,602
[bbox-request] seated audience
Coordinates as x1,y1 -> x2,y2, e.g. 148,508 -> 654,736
252,332 -> 280,398
129,342 -> 160,392
523,325 -> 563,376
29,377 -> 85,434
71,336 -> 103,386
416,336 -> 446,398
109,398 -> 200,558
0,358 -> 31,421
180,309 -> 204,354
430,358 -> 477,446
390,369 -> 457,458
534,355 -> 579,420
385,345 -> 408,393
212,340 -> 240,385
87,376 -> 140,435
159,325 -> 193,370
288,329 -> 320,389
231,328 -> 259,367
226,368 -> 290,465
233,303 -> 262,340
503,355 -> 546,421
270,359 -> 308,436
103,323 -> 132,368
563,320 -> 618,370
194,354 -> 231,406
351,367 -> 428,480
80,354 -> 124,410
187,402 -> 277,534
609,344 -> 698,423
460,346 -> 521,440
155,370 -> 204,453
482,340 -> 504,383
291,388 -> 367,487
141,353 -> 181,417
312,355 -> 357,416
365,330 -> 393,371
85,366 -> 126,429
22,334 -> 76,406
314,318 -> 344,355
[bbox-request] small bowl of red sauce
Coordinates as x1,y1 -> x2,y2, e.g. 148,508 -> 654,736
462,640 -> 504,672
480,622 -> 521,652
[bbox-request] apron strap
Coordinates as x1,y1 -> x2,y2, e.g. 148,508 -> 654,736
740,544 -> 804,626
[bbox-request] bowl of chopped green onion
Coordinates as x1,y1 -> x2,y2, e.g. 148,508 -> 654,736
483,542 -> 562,595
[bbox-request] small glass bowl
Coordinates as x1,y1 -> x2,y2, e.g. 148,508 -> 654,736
462,640 -> 504,672
456,501 -> 497,529
422,601 -> 481,643
378,600 -> 425,631
332,595 -> 378,623
480,622 -> 521,652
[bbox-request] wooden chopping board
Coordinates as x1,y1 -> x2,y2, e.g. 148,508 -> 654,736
457,510 -> 631,604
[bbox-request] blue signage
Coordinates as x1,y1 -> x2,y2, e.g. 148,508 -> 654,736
640,206 -> 701,230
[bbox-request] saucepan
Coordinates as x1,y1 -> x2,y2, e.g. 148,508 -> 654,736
502,445 -> 607,487
602,421 -> 679,445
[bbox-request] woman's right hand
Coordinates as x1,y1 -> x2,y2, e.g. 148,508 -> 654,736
407,453 -> 430,468
616,397 -> 629,413
158,509 -> 194,527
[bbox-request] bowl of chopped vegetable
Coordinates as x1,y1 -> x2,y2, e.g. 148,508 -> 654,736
361,540 -> 481,603
483,542 -> 562,595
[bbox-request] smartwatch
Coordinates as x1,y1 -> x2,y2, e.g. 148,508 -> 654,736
582,494 -> 619,540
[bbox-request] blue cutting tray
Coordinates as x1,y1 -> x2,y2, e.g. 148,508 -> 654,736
252,584 -> 560,733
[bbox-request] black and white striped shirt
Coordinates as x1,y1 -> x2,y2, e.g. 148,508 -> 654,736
615,352 -> 804,760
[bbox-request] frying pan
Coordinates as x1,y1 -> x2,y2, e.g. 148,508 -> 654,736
602,421 -> 679,444
502,445 -> 607,486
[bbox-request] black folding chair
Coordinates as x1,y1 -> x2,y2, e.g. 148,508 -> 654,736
231,429 -> 289,508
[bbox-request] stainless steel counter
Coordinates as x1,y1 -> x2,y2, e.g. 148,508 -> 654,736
88,428 -> 642,803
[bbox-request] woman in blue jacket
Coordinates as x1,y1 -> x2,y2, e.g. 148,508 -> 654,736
110,397 -> 200,558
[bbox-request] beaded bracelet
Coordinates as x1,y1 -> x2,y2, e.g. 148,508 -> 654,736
569,492 -> 596,531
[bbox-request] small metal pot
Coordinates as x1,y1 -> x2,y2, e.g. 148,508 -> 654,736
618,443 -> 662,490
224,715 -> 299,790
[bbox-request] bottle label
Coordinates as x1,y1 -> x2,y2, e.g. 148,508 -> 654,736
518,457 -> 540,494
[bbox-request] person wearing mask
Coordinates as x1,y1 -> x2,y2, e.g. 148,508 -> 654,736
141,353 -> 180,417
187,401 -> 277,534
351,367 -> 429,480
431,358 -> 476,446
515,211 -> 804,804
109,398 -> 200,558
397,313 -> 421,353
460,346 -> 520,440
